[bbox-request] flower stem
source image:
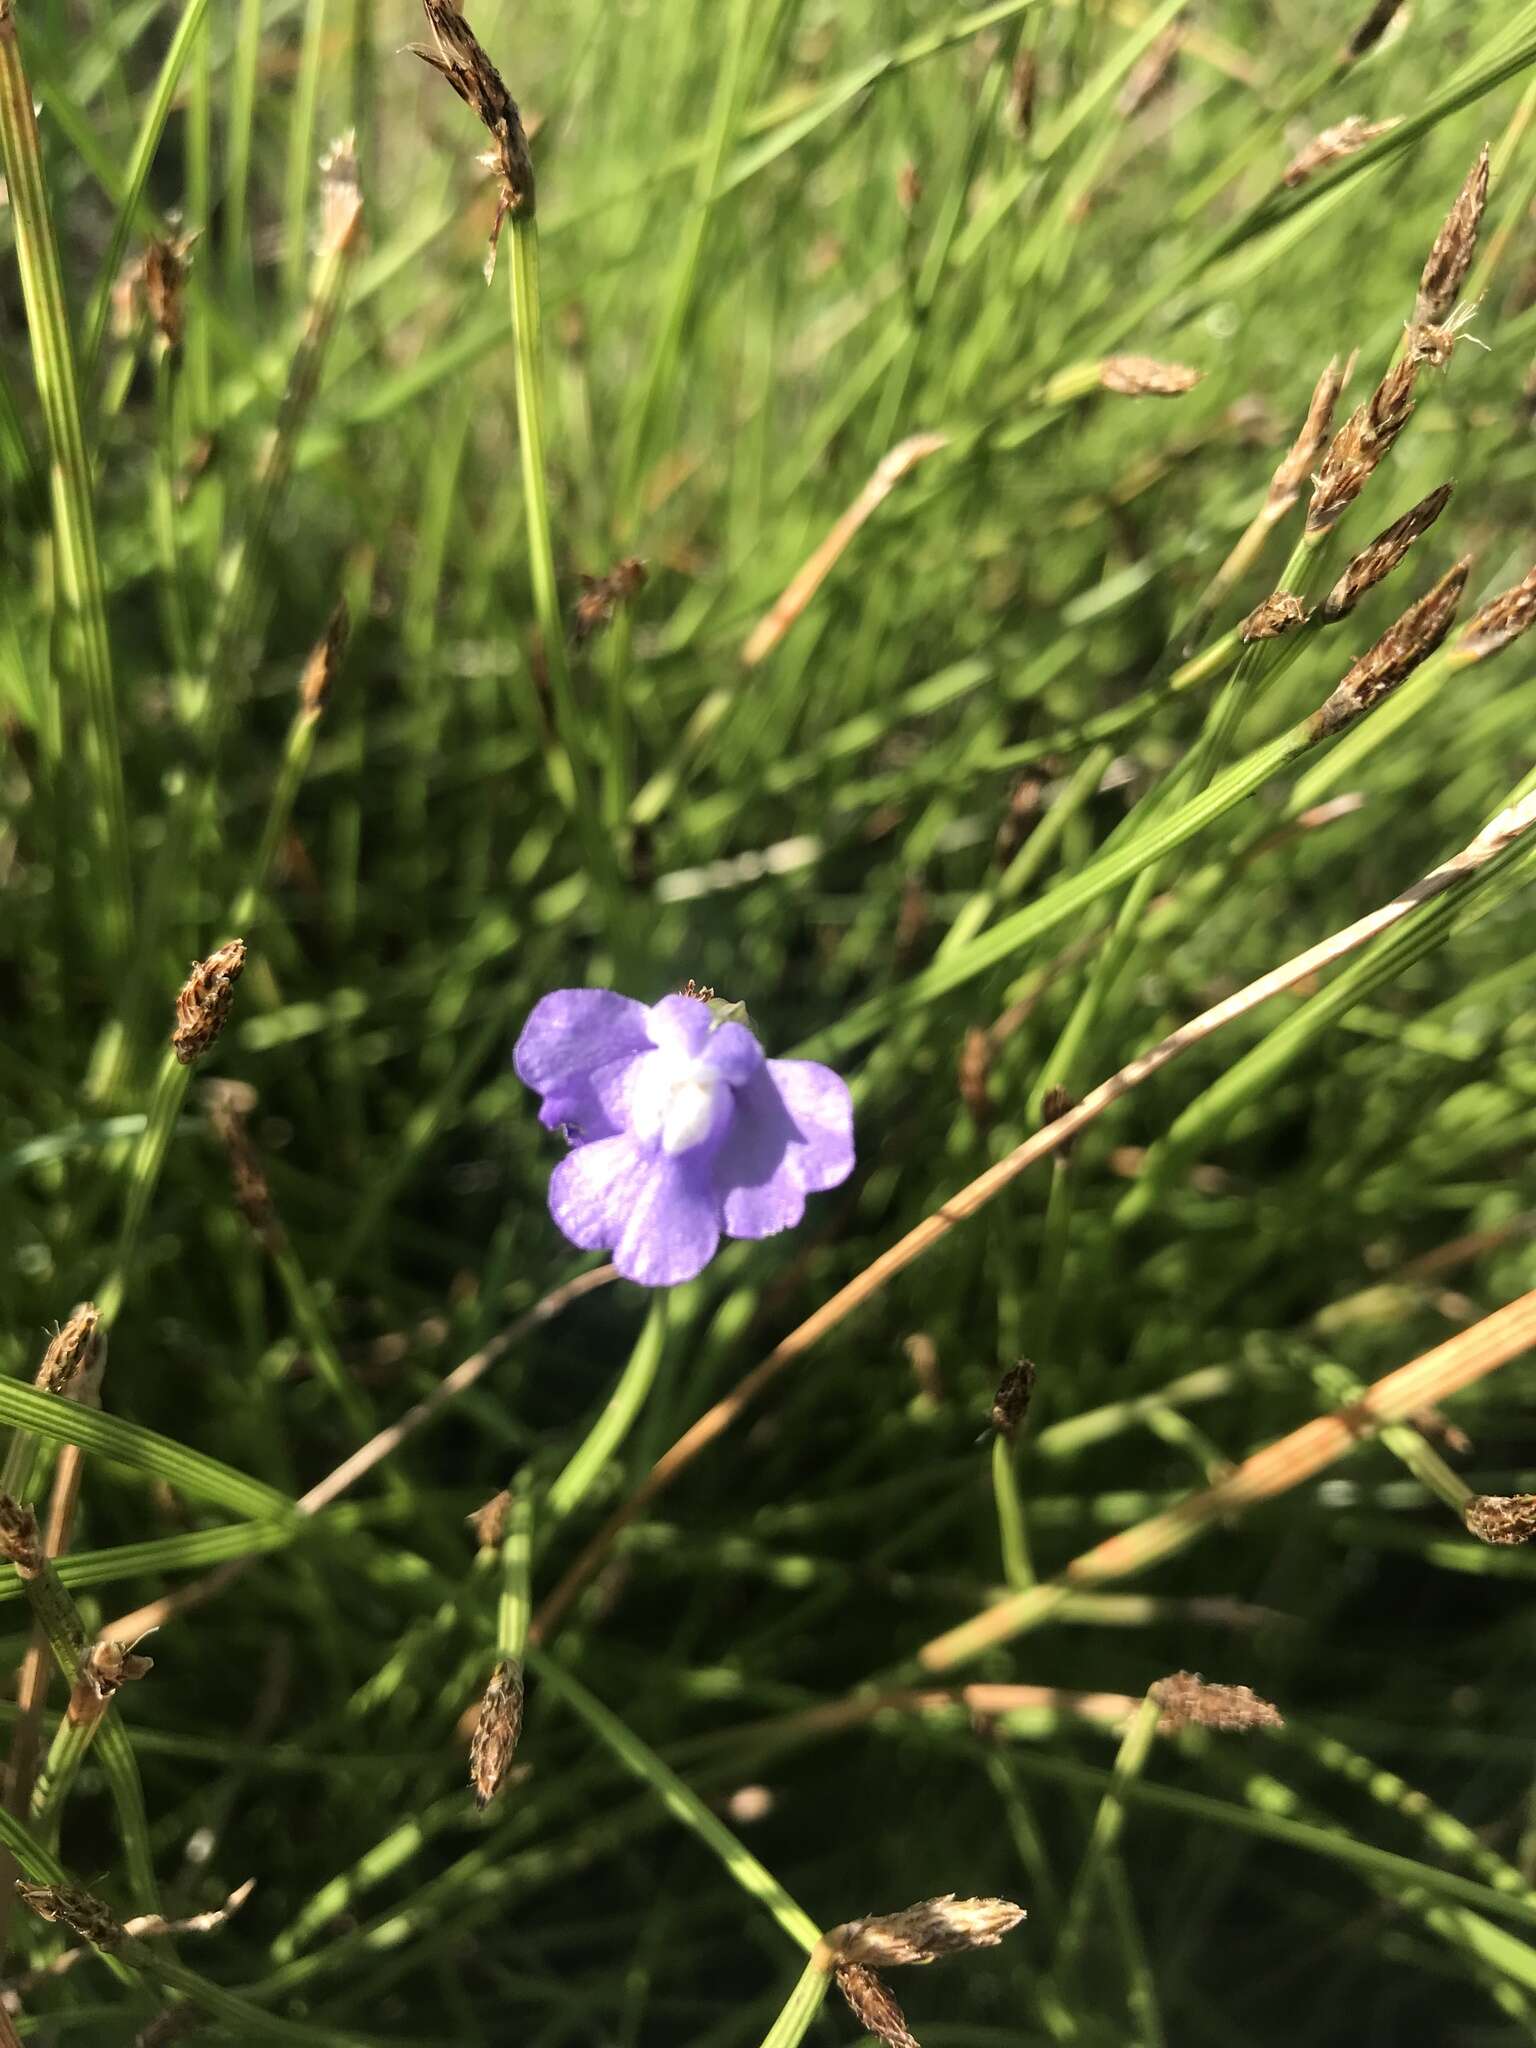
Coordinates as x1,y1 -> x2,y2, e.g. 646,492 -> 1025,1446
1054,1691 -> 1162,1982
758,1957 -> 832,2048
546,1297 -> 668,1524
495,1481 -> 535,1660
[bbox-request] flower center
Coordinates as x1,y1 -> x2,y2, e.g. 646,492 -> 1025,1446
631,1049 -> 729,1156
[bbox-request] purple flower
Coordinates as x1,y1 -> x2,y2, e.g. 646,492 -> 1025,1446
514,990 -> 854,1287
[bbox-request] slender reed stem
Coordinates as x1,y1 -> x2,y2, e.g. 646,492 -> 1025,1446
1055,1693 -> 1162,1980
759,1957 -> 832,2048
546,1297 -> 668,1524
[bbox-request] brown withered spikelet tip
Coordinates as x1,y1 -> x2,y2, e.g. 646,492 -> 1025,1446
172,940 -> 247,1066
1311,558 -> 1469,738
1457,562 -> 1536,661
411,0 -> 535,278
470,1656 -> 524,1808
0,1495 -> 42,1579
1321,482 -> 1454,622
203,1080 -> 281,1249
823,1894 -> 1028,1970
467,1488 -> 511,1551
37,1302 -> 103,1397
298,600 -> 350,718
1306,356 -> 1419,534
990,1360 -> 1037,1443
15,1881 -> 124,1949
1151,1671 -> 1284,1734
1116,22 -> 1181,119
318,130 -> 364,259
1099,355 -> 1202,398
1266,353 -> 1354,518
1346,0 -> 1404,58
678,978 -> 716,1004
1282,116 -> 1399,189
1040,1082 -> 1077,1124
958,1028 -> 992,1126
84,1639 -> 154,1700
1464,1494 -> 1536,1546
1241,592 -> 1308,643
1414,146 -> 1490,330
834,1964 -> 920,2048
573,556 -> 647,644
142,231 -> 196,350
1007,48 -> 1036,139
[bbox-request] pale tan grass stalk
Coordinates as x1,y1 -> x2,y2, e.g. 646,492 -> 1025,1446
531,791 -> 1536,1643
97,1264 -> 615,1644
918,1290 -> 1536,1672
740,433 -> 948,666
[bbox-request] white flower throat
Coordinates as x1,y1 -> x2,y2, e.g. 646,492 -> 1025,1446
632,1046 -> 729,1155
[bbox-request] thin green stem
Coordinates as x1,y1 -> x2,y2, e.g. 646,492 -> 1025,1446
758,1957 -> 832,2048
546,1299 -> 668,1524
1054,1692 -> 1161,1979
496,1483 -> 535,1661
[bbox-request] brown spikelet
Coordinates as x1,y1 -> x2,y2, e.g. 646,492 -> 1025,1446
81,1639 -> 154,1702
470,1657 -> 524,1808
1116,22 -> 1181,118
1457,563 -> 1536,661
824,1894 -> 1028,1970
0,1495 -> 42,1579
15,1881 -> 124,1949
1321,482 -> 1454,621
1464,1494 -> 1536,1546
1006,48 -> 1036,138
1346,0 -> 1404,57
172,940 -> 247,1066
203,1081 -> 282,1250
993,777 -> 1040,868
298,600 -> 350,718
897,161 -> 923,218
677,978 -> 716,1004
1414,146 -> 1490,330
1306,356 -> 1419,534
1282,116 -> 1399,189
1151,1671 -> 1284,1734
834,1964 -> 919,2048
318,130 -> 364,259
1241,592 -> 1308,642
1266,353 -> 1356,518
1310,558 -> 1470,737
411,0 -> 535,277
468,1489 -> 512,1551
1099,355 -> 1202,398
958,1028 -> 992,1126
142,231 -> 196,350
573,557 -> 647,644
990,1360 -> 1037,1443
1040,1083 -> 1077,1125
37,1303 -> 103,1397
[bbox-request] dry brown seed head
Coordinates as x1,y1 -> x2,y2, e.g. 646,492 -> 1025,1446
1458,563 -> 1536,661
318,130 -> 364,259
84,1639 -> 154,1699
990,1360 -> 1037,1443
298,600 -> 350,719
1282,116 -> 1400,189
467,1489 -> 511,1551
1266,353 -> 1355,518
573,556 -> 648,643
0,1495 -> 42,1578
834,1964 -> 920,2048
1464,1494 -> 1536,1546
1241,592 -> 1309,642
1099,355 -> 1202,397
1346,0 -> 1405,57
1306,356 -> 1419,534
958,1028 -> 992,1126
1415,146 -> 1490,329
411,0 -> 535,276
470,1657 -> 524,1808
1116,22 -> 1181,119
172,940 -> 247,1066
203,1081 -> 281,1249
15,1881 -> 124,1949
142,231 -> 196,350
1310,557 -> 1470,737
825,1893 -> 1028,1970
1321,481 -> 1454,621
37,1303 -> 103,1397
1151,1671 -> 1284,1734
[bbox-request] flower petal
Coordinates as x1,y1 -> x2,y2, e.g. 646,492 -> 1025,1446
536,1052 -> 644,1144
547,1136 -> 655,1250
697,1019 -> 764,1086
714,1067 -> 804,1239
613,1154 -> 722,1286
645,993 -> 713,1058
515,991 -> 651,1103
766,1058 -> 855,1191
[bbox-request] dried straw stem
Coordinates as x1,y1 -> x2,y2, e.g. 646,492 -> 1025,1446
918,1288 -> 1536,1671
740,434 -> 948,667
530,791 -> 1536,1643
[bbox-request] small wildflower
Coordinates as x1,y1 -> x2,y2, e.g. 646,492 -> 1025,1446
990,1361 -> 1037,1443
1099,355 -> 1202,397
1464,1494 -> 1536,1546
1241,592 -> 1308,642
1152,1671 -> 1283,1734
515,991 -> 854,1287
1282,116 -> 1399,189
172,941 -> 247,1066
